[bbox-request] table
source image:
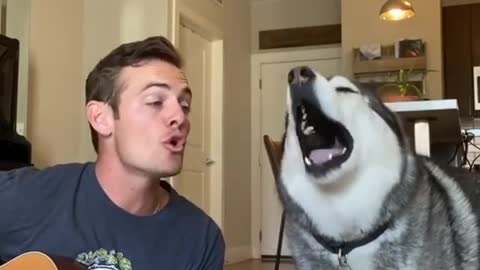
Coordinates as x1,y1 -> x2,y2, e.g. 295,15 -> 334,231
385,99 -> 462,157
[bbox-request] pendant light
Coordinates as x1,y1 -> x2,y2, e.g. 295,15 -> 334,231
379,0 -> 415,21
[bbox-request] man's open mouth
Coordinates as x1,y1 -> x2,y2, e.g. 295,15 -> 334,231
295,101 -> 353,175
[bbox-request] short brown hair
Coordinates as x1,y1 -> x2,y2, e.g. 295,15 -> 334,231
85,36 -> 183,153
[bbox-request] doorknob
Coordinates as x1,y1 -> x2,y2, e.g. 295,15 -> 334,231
205,158 -> 215,166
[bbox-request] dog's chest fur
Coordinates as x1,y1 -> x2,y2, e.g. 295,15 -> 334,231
281,157 -> 479,270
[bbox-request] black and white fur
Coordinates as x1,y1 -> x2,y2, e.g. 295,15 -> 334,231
276,66 -> 479,269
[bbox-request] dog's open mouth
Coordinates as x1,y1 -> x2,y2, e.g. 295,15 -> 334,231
295,101 -> 353,175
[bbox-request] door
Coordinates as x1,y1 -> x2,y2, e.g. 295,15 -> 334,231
174,24 -> 212,213
442,3 -> 480,117
260,58 -> 342,256
442,4 -> 473,116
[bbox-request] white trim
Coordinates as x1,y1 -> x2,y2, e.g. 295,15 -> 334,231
169,0 -> 224,230
170,0 -> 222,44
209,39 -> 224,229
250,46 -> 342,258
167,0 -> 176,41
225,245 -> 252,265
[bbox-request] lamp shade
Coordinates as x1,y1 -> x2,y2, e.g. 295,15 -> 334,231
379,0 -> 415,21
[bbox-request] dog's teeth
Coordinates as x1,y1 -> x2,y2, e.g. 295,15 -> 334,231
304,126 -> 314,135
342,147 -> 347,154
302,113 -> 307,120
304,157 -> 312,166
301,120 -> 306,131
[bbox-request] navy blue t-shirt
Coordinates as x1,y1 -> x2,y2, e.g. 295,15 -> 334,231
0,162 -> 225,269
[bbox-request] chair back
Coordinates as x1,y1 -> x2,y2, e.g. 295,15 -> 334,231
263,135 -> 283,180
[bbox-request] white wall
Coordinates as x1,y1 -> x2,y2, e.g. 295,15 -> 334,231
251,0 -> 341,52
4,0 -> 31,135
28,0 -> 84,167
223,0 -> 252,262
342,0 -> 443,99
17,0 -> 170,167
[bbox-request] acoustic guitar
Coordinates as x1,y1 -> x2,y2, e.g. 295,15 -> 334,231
0,251 -> 86,270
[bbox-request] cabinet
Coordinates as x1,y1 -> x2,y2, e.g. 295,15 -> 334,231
442,3 -> 480,117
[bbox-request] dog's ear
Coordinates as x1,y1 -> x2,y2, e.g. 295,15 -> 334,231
284,111 -> 289,130
358,82 -> 409,149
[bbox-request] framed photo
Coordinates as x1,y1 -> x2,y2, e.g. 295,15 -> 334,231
398,39 -> 425,58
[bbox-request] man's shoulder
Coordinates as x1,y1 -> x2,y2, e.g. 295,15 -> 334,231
170,192 -> 225,254
165,182 -> 222,233
0,162 -> 93,192
173,194 -> 216,225
0,162 -> 95,232
38,162 -> 93,179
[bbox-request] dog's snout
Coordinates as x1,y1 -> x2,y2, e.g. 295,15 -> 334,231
288,66 -> 315,85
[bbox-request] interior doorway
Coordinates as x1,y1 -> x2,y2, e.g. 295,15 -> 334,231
169,0 -> 224,229
251,46 -> 342,258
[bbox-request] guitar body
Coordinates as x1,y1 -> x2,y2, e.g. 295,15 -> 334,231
0,251 -> 86,270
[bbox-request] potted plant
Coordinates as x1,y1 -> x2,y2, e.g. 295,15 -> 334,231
379,68 -> 424,102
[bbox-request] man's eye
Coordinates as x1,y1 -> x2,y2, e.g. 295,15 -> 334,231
181,102 -> 191,113
147,101 -> 163,107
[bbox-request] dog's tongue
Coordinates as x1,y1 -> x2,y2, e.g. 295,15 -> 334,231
309,148 -> 344,164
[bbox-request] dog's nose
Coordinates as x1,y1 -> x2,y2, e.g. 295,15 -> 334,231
288,66 -> 315,85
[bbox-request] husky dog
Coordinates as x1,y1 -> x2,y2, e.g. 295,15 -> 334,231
276,66 -> 479,269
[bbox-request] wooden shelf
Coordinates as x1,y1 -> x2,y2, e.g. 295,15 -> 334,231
352,45 -> 427,76
353,56 -> 426,75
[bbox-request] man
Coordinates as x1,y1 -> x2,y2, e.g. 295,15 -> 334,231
0,36 -> 225,270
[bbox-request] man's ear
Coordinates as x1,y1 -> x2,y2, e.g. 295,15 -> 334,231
86,101 -> 114,137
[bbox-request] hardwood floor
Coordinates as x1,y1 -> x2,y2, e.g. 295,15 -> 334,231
225,260 -> 295,270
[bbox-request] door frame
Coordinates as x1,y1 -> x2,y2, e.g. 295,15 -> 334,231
168,0 -> 225,230
250,46 -> 342,258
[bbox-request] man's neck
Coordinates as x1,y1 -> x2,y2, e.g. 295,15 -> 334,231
94,155 -> 170,216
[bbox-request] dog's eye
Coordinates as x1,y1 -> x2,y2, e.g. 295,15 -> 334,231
335,87 -> 358,94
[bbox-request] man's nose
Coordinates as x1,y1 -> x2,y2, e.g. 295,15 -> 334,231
166,101 -> 187,128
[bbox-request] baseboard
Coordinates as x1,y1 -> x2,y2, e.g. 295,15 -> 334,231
261,255 -> 293,263
225,245 -> 252,265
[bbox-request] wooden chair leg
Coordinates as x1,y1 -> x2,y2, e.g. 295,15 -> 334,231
274,210 -> 286,270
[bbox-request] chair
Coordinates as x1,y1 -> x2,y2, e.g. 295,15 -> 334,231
262,135 -> 286,270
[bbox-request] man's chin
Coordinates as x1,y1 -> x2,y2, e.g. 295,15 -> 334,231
154,163 -> 183,178
163,168 -> 182,177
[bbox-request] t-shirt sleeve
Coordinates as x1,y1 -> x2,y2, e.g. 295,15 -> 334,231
0,167 -> 35,238
0,166 -> 64,241
198,221 -> 225,270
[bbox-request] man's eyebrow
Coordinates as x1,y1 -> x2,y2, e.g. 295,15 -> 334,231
142,82 -> 192,97
143,82 -> 170,91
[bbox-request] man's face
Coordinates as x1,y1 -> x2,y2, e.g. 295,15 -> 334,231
112,59 -> 191,177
